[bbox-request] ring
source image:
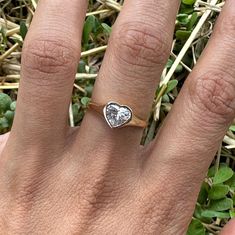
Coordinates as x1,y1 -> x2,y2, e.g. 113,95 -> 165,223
88,101 -> 147,129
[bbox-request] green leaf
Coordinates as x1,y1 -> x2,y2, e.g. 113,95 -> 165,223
81,97 -> 91,107
83,15 -> 96,45
187,12 -> 198,30
180,4 -> 194,14
0,117 -> 9,129
225,174 -> 235,191
208,165 -> 216,178
101,23 -> 112,35
20,21 -> 28,40
10,101 -> 16,111
213,166 -> 234,184
4,110 -> 14,124
0,93 -> 12,113
194,204 -> 211,223
201,210 -> 230,219
229,208 -> 235,219
230,209 -> 235,218
208,198 -> 233,211
229,125 -> 235,132
208,184 -> 230,200
177,14 -> 189,25
162,94 -> 170,103
175,30 -> 192,40
175,64 -> 183,73
72,103 -> 82,124
166,59 -> 173,68
78,60 -> 86,73
197,182 -> 209,204
165,80 -> 178,94
182,0 -> 196,5
208,163 -> 228,178
187,219 -> 205,235
84,85 -> 93,97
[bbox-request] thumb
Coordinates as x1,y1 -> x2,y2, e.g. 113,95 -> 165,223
220,219 -> 235,235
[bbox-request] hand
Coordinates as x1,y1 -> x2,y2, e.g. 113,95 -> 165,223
0,0 -> 235,234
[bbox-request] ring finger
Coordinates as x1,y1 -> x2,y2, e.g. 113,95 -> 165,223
79,0 -> 180,148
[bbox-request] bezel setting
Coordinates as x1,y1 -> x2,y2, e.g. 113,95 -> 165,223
103,102 -> 133,128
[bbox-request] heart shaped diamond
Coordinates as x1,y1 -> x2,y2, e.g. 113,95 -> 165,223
103,102 -> 132,128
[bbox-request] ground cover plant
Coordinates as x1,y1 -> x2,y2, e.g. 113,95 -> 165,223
0,0 -> 234,234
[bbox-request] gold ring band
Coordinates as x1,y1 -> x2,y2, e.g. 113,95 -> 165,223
88,101 -> 147,129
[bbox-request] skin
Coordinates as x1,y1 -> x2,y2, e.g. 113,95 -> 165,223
0,0 -> 235,234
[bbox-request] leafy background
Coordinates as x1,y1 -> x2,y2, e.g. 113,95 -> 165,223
0,0 -> 234,234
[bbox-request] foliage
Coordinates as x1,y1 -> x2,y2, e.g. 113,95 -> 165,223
0,93 -> 15,133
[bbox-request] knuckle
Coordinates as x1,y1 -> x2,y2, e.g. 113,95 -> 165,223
22,38 -> 79,76
188,71 -> 235,123
112,22 -> 171,68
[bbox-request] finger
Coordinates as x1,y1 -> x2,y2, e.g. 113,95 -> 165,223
80,0 -> 180,146
144,0 -> 235,226
220,219 -> 235,235
10,0 -> 87,143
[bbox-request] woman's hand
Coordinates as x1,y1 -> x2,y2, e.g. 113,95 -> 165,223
0,0 -> 235,234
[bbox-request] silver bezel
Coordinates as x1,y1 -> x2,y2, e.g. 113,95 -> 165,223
103,101 -> 133,128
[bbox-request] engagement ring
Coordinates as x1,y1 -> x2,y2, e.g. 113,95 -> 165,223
89,101 -> 147,129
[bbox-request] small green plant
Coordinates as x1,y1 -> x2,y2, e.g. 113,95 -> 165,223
0,93 -> 16,134
188,164 -> 235,234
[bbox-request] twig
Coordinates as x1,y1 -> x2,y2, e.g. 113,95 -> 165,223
69,103 -> 75,127
73,84 -> 86,93
81,45 -> 107,58
0,43 -> 19,62
0,73 -> 97,82
86,9 -> 111,16
223,135 -> 235,149
31,0 -> 37,10
0,18 -> 19,29
98,0 -> 122,11
162,0 -> 219,85
0,83 -> 19,89
75,73 -> 97,79
196,0 -> 224,12
215,142 -> 222,173
170,52 -> 192,72
226,145 -> 235,150
6,27 -> 20,36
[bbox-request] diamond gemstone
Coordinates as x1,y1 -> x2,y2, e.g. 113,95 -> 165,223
104,102 -> 132,128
